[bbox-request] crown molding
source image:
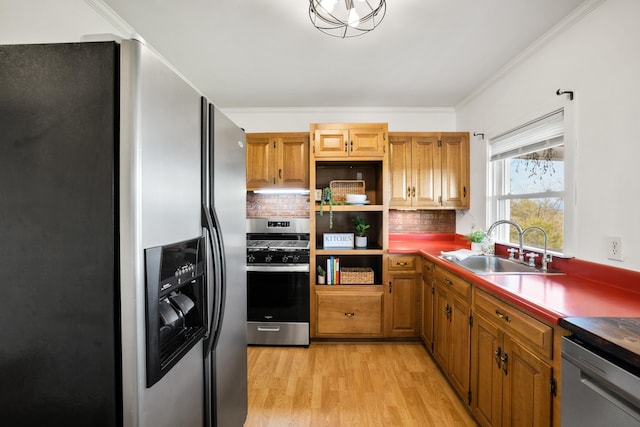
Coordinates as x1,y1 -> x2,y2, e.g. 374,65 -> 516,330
84,0 -> 140,41
221,106 -> 456,115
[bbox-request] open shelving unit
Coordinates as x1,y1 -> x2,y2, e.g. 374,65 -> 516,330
309,123 -> 389,338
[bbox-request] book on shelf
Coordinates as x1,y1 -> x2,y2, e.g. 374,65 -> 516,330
326,256 -> 340,285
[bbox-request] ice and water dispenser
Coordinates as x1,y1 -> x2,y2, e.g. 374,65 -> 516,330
145,237 -> 206,387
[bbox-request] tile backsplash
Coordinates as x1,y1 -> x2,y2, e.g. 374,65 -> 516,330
247,193 -> 456,233
246,192 -> 310,218
389,210 -> 456,234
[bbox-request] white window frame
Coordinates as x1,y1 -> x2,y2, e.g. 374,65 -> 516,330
487,106 -> 576,256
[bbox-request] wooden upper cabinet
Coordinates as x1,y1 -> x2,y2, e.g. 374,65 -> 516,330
389,132 -> 469,209
441,133 -> 470,208
388,135 -> 412,207
246,132 -> 309,190
246,134 -> 273,189
311,123 -> 387,158
312,129 -> 349,157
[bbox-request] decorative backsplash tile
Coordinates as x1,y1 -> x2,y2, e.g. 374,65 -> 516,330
246,192 -> 310,218
247,193 -> 455,232
388,210 -> 456,233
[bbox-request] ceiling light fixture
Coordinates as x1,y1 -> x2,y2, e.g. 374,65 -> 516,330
309,0 -> 386,38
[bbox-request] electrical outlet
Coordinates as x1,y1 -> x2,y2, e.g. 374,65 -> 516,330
607,236 -> 623,261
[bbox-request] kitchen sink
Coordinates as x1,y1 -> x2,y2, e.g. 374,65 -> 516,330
440,255 -> 563,275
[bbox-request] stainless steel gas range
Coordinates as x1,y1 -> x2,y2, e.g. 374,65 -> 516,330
246,218 -> 310,346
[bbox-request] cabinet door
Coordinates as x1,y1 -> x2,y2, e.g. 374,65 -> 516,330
313,129 -> 349,157
471,314 -> 503,427
440,133 -> 469,208
349,127 -> 386,157
413,135 -> 441,208
278,134 -> 309,188
448,292 -> 471,400
502,335 -> 552,427
387,272 -> 418,337
432,283 -> 450,369
388,135 -> 412,207
420,262 -> 434,349
246,135 -> 275,189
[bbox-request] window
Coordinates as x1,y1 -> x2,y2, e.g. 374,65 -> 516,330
488,109 -> 567,253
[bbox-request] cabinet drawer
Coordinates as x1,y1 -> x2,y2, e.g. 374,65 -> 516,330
434,266 -> 471,302
474,288 -> 553,358
389,255 -> 416,271
316,291 -> 384,336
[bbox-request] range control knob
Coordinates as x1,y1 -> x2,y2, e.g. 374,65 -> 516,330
265,255 -> 273,263
247,254 -> 255,263
293,255 -> 300,263
282,255 -> 289,263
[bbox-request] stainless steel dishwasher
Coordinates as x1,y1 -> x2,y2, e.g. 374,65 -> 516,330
562,336 -> 640,426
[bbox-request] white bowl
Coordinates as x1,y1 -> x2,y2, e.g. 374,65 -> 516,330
346,194 -> 367,203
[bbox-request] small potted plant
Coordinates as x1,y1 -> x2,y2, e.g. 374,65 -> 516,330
353,216 -> 370,248
465,229 -> 485,251
317,265 -> 326,284
319,187 -> 335,229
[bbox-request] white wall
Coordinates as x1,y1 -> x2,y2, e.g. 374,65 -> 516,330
456,0 -> 640,271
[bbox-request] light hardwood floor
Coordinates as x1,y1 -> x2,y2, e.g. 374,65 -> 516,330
244,343 -> 478,426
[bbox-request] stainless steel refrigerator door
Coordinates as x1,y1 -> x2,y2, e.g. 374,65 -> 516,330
203,104 -> 248,427
119,39 -> 203,427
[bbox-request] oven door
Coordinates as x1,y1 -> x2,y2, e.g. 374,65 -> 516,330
247,265 -> 310,346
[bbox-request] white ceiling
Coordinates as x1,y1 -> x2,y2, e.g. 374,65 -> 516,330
101,0 -> 586,108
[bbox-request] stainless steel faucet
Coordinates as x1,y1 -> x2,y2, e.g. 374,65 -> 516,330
522,226 -> 553,271
487,220 -> 525,262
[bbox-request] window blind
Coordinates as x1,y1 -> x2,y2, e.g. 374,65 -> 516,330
489,109 -> 564,161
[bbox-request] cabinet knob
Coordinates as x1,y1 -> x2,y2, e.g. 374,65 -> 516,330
494,347 -> 502,368
388,281 -> 393,293
278,168 -> 282,179
344,312 -> 355,318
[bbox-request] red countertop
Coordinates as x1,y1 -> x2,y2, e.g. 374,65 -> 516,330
389,233 -> 640,325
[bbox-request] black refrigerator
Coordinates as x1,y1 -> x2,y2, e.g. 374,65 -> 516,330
0,39 -> 247,427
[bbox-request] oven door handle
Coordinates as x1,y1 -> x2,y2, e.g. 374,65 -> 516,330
247,265 -> 310,273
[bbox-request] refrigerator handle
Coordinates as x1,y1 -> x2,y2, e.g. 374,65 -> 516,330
202,204 -> 227,355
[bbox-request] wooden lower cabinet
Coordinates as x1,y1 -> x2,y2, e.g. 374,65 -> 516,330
432,266 -> 472,401
471,288 -> 554,427
420,258 -> 559,427
502,334 -> 552,426
420,260 -> 435,350
315,290 -> 384,337
387,255 -> 420,337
